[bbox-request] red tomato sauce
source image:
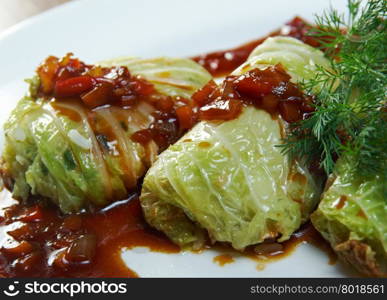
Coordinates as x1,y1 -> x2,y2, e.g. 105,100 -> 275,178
37,53 -> 186,152
0,189 -> 335,278
0,190 -> 179,278
192,65 -> 314,123
192,17 -> 320,77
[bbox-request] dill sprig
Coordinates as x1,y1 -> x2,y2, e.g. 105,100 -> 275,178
281,0 -> 387,177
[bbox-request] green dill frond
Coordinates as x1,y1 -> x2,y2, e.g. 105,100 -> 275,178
281,0 -> 387,177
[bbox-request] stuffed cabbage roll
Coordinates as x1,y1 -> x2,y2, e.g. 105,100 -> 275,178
140,37 -> 331,250
2,54 -> 211,213
311,156 -> 387,277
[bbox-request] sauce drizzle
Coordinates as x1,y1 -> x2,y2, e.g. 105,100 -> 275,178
192,17 -> 319,77
213,254 -> 234,266
0,190 -> 178,278
0,189 -> 335,277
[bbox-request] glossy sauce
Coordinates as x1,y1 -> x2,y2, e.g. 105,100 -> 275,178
211,222 -> 336,268
37,53 -> 185,153
213,254 -> 234,266
193,65 -> 314,123
335,195 -> 348,209
254,223 -> 337,266
0,189 -> 178,278
192,17 -> 320,77
0,17 -> 335,278
0,188 -> 336,277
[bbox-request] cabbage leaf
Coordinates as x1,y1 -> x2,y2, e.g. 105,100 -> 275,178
2,57 -> 211,213
311,157 -> 387,277
141,37 -> 330,250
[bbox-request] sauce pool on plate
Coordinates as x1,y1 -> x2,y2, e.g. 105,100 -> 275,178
192,17 -> 320,77
0,188 -> 335,277
0,189 -> 179,278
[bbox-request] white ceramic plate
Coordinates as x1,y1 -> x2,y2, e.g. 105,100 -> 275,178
0,0 -> 354,277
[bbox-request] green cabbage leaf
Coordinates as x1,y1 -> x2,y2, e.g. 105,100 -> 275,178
2,57 -> 211,213
141,37 -> 330,250
312,157 -> 387,277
